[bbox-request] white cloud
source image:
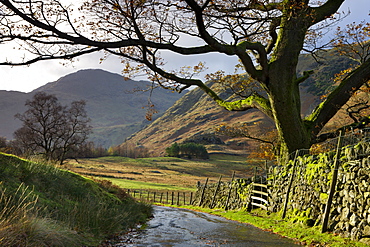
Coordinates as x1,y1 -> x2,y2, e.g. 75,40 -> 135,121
0,0 -> 368,92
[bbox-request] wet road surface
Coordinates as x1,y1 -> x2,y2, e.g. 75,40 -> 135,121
123,206 -> 300,247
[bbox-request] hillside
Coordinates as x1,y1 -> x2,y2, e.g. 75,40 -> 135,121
124,83 -> 281,156
126,50 -> 355,156
0,69 -> 184,147
0,152 -> 151,246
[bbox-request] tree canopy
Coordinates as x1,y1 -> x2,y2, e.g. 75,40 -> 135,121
0,0 -> 369,159
166,142 -> 209,159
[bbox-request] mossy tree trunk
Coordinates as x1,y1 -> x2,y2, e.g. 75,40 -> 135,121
266,3 -> 313,155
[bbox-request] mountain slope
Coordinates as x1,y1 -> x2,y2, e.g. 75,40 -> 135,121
126,51 -> 354,155
125,84 -> 277,156
0,69 -> 183,147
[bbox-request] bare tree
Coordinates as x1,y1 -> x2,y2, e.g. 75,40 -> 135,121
1,0 -> 370,159
14,92 -> 92,164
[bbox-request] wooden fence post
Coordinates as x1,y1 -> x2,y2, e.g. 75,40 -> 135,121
265,160 -> 269,182
225,171 -> 235,210
322,132 -> 343,233
282,150 -> 299,219
190,192 -> 193,205
171,192 -> 174,205
198,178 -> 209,207
210,175 -> 222,209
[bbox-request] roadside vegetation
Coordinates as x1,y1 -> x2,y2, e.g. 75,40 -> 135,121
158,205 -> 368,247
0,152 -> 152,246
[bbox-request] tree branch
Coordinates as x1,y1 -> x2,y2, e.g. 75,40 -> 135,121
210,91 -> 273,119
0,0 -> 220,55
310,0 -> 345,26
0,47 -> 101,66
305,58 -> 370,137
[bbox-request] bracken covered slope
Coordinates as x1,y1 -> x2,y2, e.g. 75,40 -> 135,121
126,51 -> 354,156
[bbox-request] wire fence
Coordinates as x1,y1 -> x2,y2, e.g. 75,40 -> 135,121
262,127 -> 370,168
127,189 -> 194,206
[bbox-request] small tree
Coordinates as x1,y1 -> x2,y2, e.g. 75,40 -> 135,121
165,142 -> 180,157
14,92 -> 92,164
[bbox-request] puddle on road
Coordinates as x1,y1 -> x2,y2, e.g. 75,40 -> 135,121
120,206 -> 300,247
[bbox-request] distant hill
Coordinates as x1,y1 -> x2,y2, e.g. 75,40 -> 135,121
0,91 -> 29,141
126,50 -> 355,156
0,69 -> 184,147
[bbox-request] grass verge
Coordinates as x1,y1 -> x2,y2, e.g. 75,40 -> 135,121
164,204 -> 368,247
0,152 -> 152,246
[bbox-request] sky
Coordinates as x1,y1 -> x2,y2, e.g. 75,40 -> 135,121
0,0 -> 369,93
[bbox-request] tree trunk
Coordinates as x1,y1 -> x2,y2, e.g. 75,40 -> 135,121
268,77 -> 311,157
267,3 -> 312,157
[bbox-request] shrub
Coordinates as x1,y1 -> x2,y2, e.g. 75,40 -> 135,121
166,142 -> 209,159
165,142 -> 180,157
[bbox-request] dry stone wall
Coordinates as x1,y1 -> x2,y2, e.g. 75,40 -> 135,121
191,137 -> 370,243
269,141 -> 370,242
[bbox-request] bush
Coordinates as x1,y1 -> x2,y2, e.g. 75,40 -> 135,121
166,142 -> 209,159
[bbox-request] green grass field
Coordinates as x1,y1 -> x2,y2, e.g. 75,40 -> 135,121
107,177 -> 195,191
65,154 -> 265,190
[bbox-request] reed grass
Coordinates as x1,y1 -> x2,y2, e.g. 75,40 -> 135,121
0,183 -> 83,247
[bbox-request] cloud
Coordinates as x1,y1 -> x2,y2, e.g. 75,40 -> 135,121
0,51 -> 124,92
